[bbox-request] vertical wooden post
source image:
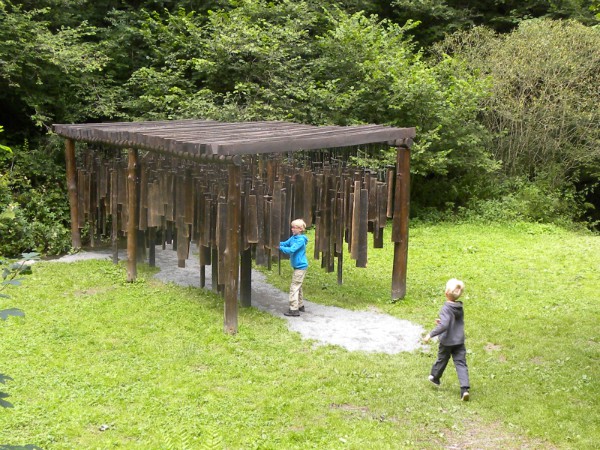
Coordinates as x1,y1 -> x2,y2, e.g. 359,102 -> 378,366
391,145 -> 410,299
110,164 -> 119,264
224,164 -> 241,334
64,139 -> 81,249
127,148 -> 138,283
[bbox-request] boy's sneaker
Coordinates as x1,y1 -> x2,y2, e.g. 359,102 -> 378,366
299,306 -> 305,312
461,389 -> 470,401
428,375 -> 441,387
283,309 -> 300,317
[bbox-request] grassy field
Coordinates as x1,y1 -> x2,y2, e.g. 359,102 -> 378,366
0,221 -> 598,449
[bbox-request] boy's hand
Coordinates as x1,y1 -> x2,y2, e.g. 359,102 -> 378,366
435,318 -> 441,325
423,333 -> 431,343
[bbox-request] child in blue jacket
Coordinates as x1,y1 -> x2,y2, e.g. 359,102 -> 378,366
279,219 -> 308,317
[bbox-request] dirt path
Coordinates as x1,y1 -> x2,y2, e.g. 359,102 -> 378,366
54,244 -> 425,354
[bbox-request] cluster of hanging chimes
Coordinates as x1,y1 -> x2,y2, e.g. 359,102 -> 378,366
74,145 -> 398,291
268,156 -> 394,285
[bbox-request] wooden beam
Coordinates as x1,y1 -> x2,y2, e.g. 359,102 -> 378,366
64,139 -> 81,249
110,164 -> 118,264
127,148 -> 138,282
224,164 -> 241,334
53,121 -> 416,159
391,146 -> 410,299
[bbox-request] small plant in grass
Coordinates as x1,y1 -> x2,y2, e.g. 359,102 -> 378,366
0,251 -> 40,302
1,251 -> 39,409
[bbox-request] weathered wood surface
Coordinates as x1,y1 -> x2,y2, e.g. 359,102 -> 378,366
71,146 -> 410,294
64,139 -> 81,249
392,146 -> 410,300
126,148 -> 138,282
54,120 -> 415,162
61,121 -> 414,333
224,164 -> 241,334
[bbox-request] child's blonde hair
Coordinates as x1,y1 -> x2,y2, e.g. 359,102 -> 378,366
291,218 -> 307,231
445,278 -> 465,300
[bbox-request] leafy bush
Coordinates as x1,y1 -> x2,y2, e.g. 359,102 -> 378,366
119,3 -> 498,211
436,20 -> 600,190
0,141 -> 71,257
455,177 -> 590,226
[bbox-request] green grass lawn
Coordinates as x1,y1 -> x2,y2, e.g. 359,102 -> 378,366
1,221 -> 598,449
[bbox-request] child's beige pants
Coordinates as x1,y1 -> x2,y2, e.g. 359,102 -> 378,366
289,269 -> 306,310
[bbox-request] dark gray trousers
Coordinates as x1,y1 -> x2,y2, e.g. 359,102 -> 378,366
431,343 -> 470,389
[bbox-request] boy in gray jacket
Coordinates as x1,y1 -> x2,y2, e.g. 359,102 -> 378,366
424,278 -> 471,401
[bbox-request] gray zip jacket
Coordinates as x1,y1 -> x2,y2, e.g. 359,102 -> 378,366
429,301 -> 465,346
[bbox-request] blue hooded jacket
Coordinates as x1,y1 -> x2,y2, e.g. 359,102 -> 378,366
279,234 -> 308,270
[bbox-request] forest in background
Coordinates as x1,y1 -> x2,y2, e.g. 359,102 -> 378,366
0,0 -> 599,256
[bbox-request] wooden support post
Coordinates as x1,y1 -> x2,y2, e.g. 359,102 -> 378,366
224,164 -> 241,334
391,146 -> 410,299
136,160 -> 146,263
127,148 -> 138,283
89,171 -> 97,248
110,165 -> 119,264
64,139 -> 81,249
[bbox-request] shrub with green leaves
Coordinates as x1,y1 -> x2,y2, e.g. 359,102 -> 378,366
436,19 -> 600,190
121,3 -> 497,210
0,141 -> 71,257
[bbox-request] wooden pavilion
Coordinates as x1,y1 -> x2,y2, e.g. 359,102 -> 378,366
53,120 -> 415,334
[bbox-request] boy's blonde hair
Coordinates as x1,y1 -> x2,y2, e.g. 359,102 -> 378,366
445,278 -> 465,300
291,218 -> 306,231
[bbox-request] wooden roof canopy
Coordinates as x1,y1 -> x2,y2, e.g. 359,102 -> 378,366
53,119 -> 415,163
54,119 -> 414,334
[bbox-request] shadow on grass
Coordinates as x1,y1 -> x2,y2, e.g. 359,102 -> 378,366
0,309 -> 24,320
1,376 -> 42,449
0,374 -> 14,409
0,446 -> 44,449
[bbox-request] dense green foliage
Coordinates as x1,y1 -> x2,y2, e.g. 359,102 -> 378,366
0,140 -> 72,256
381,0 -> 599,47
0,0 -> 599,255
436,20 -> 600,187
0,223 -> 598,448
433,19 -> 600,224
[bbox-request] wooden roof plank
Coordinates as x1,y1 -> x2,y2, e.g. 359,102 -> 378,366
53,120 -> 415,157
